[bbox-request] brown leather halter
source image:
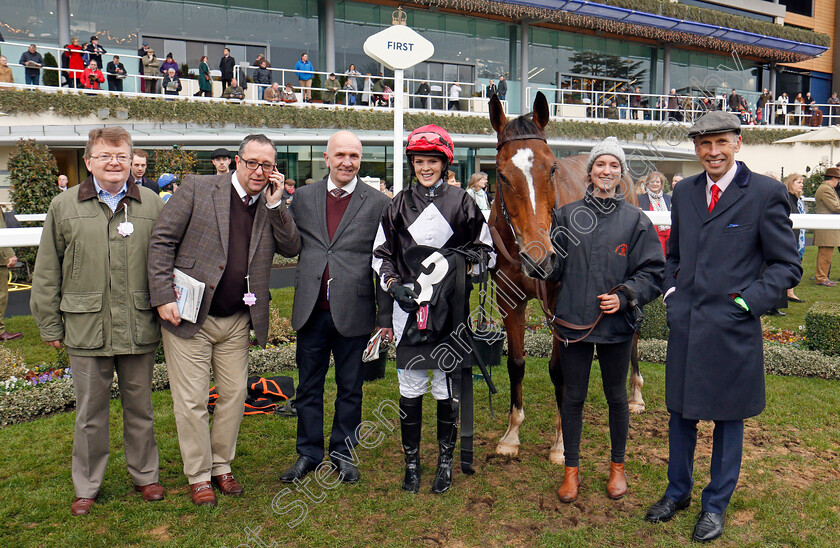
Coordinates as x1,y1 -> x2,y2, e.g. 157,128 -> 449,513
489,131 -> 561,269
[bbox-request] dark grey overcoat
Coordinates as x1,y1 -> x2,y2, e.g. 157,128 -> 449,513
664,162 -> 801,421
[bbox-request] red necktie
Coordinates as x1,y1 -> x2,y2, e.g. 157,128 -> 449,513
708,184 -> 720,213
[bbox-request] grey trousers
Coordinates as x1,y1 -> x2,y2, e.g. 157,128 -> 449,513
71,352 -> 159,498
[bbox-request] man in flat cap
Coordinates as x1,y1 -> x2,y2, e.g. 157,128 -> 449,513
813,167 -> 840,286
645,111 -> 801,542
211,149 -> 232,175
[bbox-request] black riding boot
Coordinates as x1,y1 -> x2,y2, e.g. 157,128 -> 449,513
431,398 -> 458,494
400,396 -> 423,493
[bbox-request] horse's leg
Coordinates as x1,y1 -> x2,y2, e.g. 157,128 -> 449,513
628,332 -> 645,414
496,302 -> 527,457
548,335 -> 565,465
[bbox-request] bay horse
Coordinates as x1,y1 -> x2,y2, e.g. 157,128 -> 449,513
488,91 -> 646,465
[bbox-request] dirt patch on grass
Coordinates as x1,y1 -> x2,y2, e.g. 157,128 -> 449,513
464,402 -> 839,545
147,525 -> 170,541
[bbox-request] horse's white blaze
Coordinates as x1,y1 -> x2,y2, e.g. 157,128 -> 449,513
511,148 -> 537,215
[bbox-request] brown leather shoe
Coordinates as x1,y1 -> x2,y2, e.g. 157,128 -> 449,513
211,473 -> 244,496
606,462 -> 627,499
71,496 -> 96,516
0,331 -> 23,341
134,482 -> 165,501
557,466 -> 580,503
191,481 -> 217,506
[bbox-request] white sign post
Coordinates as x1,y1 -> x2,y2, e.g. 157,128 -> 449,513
364,14 -> 434,194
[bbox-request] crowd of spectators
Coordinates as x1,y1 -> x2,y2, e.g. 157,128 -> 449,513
584,85 -> 839,127
3,37 -> 838,125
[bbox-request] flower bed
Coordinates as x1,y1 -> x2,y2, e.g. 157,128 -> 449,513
0,346 -> 297,427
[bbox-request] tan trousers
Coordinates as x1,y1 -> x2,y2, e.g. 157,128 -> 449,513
71,352 -> 159,498
816,246 -> 834,283
299,79 -> 312,101
162,312 -> 250,484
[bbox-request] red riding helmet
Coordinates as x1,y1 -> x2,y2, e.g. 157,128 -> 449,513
405,124 -> 455,164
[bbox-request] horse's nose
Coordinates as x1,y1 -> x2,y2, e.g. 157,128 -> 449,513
520,251 -> 557,279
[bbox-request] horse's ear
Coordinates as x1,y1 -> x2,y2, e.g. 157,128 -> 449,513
490,94 -> 506,134
533,92 -> 549,129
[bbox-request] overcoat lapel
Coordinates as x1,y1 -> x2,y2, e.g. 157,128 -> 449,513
690,173 -> 709,221
690,163 -> 748,224
213,176 -> 231,258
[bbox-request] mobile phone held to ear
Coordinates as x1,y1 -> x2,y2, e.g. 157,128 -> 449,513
268,167 -> 279,194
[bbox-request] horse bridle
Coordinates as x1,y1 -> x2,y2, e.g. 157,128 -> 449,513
490,131 -> 561,268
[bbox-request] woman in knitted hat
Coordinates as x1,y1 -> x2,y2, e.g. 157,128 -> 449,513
544,136 -> 664,503
372,124 -> 494,495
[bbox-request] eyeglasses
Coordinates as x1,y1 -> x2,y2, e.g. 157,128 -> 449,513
240,158 -> 277,172
90,154 -> 131,164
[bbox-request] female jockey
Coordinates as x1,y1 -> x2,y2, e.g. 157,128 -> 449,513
373,124 -> 494,494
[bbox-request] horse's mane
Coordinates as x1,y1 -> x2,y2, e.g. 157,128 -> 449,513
498,112 -> 545,143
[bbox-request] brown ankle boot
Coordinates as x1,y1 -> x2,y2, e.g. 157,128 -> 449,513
557,466 -> 580,503
606,462 -> 627,499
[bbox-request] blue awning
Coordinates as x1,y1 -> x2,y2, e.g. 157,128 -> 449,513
493,0 -> 828,59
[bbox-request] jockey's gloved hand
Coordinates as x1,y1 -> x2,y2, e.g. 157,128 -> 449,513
390,284 -> 419,312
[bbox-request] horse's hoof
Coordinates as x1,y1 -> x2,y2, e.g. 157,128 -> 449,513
495,442 -> 519,457
549,450 -> 565,465
628,402 -> 646,414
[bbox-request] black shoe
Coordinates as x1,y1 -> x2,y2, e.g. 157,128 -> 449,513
331,458 -> 360,484
692,510 -> 725,542
765,309 -> 786,316
280,456 -> 319,483
431,399 -> 457,494
644,495 -> 692,523
788,296 -> 805,303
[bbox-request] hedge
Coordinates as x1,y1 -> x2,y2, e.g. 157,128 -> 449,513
805,302 -> 840,356
0,90 -> 809,147
0,346 -> 297,427
507,333 -> 840,381
639,297 -> 668,341
4,334 -> 840,425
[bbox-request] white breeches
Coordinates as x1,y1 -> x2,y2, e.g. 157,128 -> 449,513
397,369 -> 451,399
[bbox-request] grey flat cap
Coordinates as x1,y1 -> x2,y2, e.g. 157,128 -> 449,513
687,111 -> 741,138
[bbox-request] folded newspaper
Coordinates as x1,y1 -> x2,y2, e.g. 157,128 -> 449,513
172,268 -> 205,323
362,328 -> 384,363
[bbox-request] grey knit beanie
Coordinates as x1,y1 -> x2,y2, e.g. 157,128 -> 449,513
587,136 -> 627,175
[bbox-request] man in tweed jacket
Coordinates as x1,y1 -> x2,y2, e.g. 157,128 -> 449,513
278,130 -> 391,485
147,134 -> 300,506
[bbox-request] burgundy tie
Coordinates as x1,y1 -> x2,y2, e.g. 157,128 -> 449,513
708,184 -> 720,213
330,188 -> 347,199
243,195 -> 250,205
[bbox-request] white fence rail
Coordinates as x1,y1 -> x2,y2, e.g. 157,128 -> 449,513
1,212 -> 836,248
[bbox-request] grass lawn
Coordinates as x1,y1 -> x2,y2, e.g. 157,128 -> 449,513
2,249 -> 840,546
2,361 -> 840,546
